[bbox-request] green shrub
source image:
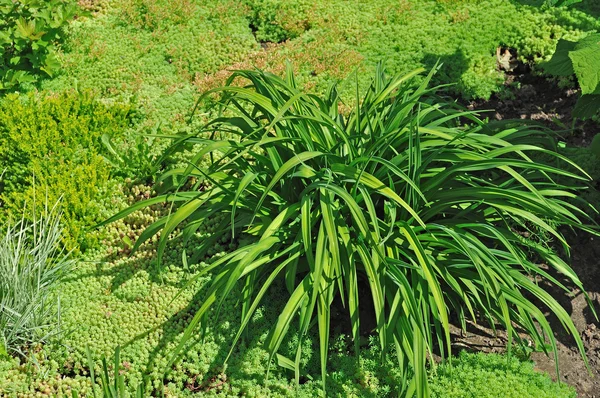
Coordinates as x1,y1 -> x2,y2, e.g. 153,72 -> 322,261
0,90 -> 135,251
429,351 -> 576,398
0,0 -> 79,90
105,66 -> 596,396
0,196 -> 74,358
543,33 -> 600,119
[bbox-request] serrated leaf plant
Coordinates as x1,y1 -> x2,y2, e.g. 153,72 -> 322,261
103,65 -> 598,397
0,0 -> 80,90
543,33 -> 600,119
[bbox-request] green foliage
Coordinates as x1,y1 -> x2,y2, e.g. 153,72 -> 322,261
105,67 -> 596,396
543,33 -> 600,118
0,196 -> 74,358
0,189 -> 586,396
119,0 -> 197,31
42,0 -> 600,135
545,0 -> 582,7
85,346 -> 146,398
43,0 -> 257,127
429,351 -> 576,398
0,90 -> 135,251
244,0 -> 313,43
0,0 -> 79,90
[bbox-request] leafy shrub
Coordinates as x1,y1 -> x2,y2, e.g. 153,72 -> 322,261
429,351 -> 576,398
0,0 -> 79,90
105,66 -> 596,396
543,33 -> 600,119
0,197 -> 74,358
0,90 -> 135,251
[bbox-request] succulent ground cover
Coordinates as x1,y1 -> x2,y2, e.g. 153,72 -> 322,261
0,0 -> 599,397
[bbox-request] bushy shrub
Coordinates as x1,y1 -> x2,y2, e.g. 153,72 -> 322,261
0,197 -> 74,358
543,33 -> 600,119
429,351 -> 576,398
0,0 -> 79,90
0,90 -> 135,251
105,66 -> 596,396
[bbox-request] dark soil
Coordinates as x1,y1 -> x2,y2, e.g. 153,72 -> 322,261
454,70 -> 600,397
466,72 -> 599,148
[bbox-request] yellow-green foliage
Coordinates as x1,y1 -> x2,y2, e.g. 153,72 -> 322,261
244,0 -> 315,43
42,0 -> 600,135
429,351 -> 576,398
44,0 -> 257,126
0,90 -> 134,251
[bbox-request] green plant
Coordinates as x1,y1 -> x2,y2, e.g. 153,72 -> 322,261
543,33 -> 600,119
429,351 -> 576,398
0,90 -> 135,251
85,346 -> 146,398
0,195 -> 74,358
0,0 -> 79,90
104,66 -> 597,396
244,0 -> 313,43
100,126 -> 159,180
545,0 -> 582,8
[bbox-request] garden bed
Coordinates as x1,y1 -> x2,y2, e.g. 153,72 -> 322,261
1,0 -> 600,397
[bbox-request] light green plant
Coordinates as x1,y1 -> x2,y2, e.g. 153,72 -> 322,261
104,66 -> 597,397
0,194 -> 73,358
429,351 -> 576,398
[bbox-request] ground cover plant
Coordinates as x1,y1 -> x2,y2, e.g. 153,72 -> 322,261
41,0 -> 600,129
104,66 -> 598,396
1,0 -> 600,397
429,351 -> 576,398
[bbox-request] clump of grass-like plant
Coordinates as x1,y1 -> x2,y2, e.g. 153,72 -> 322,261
103,65 -> 597,397
0,195 -> 73,358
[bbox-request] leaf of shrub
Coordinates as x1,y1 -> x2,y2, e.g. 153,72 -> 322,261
573,94 -> 600,119
569,33 -> 600,95
542,39 -> 577,76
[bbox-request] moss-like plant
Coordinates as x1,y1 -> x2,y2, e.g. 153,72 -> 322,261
104,66 -> 597,397
429,351 -> 576,398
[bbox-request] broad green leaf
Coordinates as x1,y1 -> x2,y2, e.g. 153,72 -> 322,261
574,94 -> 600,119
569,34 -> 600,95
542,39 -> 576,76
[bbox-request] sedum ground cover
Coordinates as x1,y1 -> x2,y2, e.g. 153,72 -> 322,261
0,0 -> 599,396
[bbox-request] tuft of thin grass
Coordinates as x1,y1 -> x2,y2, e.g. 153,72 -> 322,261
0,192 -> 74,358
